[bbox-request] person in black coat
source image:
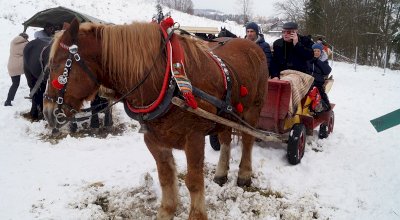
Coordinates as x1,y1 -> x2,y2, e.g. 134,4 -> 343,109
270,22 -> 314,79
245,22 -> 272,73
308,43 -> 332,110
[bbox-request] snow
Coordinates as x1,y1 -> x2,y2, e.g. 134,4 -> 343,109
1,0 -> 400,219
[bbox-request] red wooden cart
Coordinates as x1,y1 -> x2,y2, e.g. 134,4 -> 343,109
257,79 -> 335,164
174,78 -> 335,165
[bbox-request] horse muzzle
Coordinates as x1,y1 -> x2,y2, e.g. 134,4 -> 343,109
43,102 -> 68,128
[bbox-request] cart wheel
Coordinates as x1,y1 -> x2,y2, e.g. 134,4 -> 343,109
287,123 -> 306,165
209,135 -> 220,151
318,111 -> 335,139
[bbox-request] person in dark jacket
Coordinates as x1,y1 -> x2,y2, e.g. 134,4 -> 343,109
270,22 -> 314,79
308,43 -> 332,110
34,23 -> 55,43
245,22 -> 272,72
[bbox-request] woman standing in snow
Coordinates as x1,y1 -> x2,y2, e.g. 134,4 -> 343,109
5,33 -> 29,106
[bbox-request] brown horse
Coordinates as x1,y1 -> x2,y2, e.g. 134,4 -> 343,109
43,19 -> 268,219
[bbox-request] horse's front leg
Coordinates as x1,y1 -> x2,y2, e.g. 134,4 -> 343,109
144,134 -> 179,220
213,129 -> 232,186
237,133 -> 254,187
185,132 -> 207,220
237,108 -> 259,187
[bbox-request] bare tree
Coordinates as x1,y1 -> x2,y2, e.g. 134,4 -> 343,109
236,0 -> 253,24
274,0 -> 308,27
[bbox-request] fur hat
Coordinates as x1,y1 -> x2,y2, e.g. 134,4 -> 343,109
246,22 -> 259,33
283,22 -> 298,30
312,43 -> 323,52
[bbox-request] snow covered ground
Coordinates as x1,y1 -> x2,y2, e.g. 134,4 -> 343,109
1,0 -> 400,219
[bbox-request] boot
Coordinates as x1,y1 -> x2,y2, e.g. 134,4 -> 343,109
4,101 -> 12,106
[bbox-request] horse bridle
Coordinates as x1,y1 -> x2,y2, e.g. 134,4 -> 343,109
45,27 -> 176,126
44,42 -> 100,125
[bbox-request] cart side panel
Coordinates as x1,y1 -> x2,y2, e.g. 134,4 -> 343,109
299,104 -> 335,136
258,80 -> 291,133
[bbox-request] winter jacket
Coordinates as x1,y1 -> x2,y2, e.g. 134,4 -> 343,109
34,30 -> 52,43
245,34 -> 272,73
269,35 -> 314,78
255,35 -> 272,70
307,58 -> 332,84
7,36 -> 28,76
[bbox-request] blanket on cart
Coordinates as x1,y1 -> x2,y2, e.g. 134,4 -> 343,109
280,70 -> 314,116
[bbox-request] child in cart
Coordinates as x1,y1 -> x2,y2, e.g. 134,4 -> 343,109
307,43 -> 332,112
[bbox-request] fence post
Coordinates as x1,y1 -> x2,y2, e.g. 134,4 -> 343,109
384,46 -> 388,73
354,46 -> 358,72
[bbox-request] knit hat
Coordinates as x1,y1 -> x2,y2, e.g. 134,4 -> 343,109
246,22 -> 259,33
282,22 -> 298,30
312,43 -> 323,52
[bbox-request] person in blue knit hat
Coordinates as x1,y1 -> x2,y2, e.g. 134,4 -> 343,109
245,22 -> 272,73
308,43 -> 332,111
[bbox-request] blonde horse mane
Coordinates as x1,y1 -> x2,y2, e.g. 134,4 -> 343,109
101,22 -> 208,89
50,22 -> 208,91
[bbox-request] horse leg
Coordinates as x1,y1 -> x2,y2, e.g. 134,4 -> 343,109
104,107 -> 113,127
237,109 -> 259,187
90,114 -> 100,128
30,93 -> 39,120
69,120 -> 78,133
237,133 -> 254,187
184,132 -> 207,220
144,134 -> 179,220
213,129 -> 232,186
37,84 -> 46,120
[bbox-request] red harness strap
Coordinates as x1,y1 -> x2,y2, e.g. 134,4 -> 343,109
127,17 -> 198,113
126,24 -> 172,113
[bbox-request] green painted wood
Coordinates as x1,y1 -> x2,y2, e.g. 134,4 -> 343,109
370,108 -> 400,132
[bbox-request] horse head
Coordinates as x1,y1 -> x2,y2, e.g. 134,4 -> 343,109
217,27 -> 237,38
43,19 -> 102,128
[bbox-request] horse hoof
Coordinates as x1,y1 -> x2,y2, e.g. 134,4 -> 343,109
237,177 -> 252,187
52,128 -> 59,135
69,123 -> 78,133
213,176 -> 228,186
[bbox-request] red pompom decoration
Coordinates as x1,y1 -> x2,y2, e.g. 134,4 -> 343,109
236,102 -> 244,113
240,85 -> 248,97
52,78 -> 64,90
164,17 -> 174,28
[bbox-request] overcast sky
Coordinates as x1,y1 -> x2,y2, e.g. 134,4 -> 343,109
191,0 -> 280,18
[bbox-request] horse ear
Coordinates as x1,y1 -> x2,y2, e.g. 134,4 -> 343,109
62,22 -> 70,30
67,18 -> 80,42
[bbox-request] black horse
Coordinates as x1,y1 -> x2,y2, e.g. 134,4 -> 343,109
23,39 -> 50,120
194,33 -> 216,41
23,39 -> 113,128
218,27 -> 238,38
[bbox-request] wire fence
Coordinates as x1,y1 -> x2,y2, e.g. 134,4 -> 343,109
330,46 -> 392,73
